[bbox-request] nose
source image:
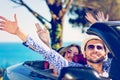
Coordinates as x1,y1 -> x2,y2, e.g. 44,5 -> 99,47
67,52 -> 75,60
93,47 -> 99,53
69,52 -> 74,57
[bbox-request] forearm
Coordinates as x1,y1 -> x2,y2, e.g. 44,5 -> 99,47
16,28 -> 28,42
44,41 -> 51,48
23,36 -> 68,74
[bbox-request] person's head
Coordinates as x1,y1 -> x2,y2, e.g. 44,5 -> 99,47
83,37 -> 107,64
58,43 -> 82,62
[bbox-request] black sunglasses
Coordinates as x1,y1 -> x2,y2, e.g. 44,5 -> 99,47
87,45 -> 103,50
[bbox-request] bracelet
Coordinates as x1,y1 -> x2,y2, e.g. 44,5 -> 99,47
22,42 -> 29,47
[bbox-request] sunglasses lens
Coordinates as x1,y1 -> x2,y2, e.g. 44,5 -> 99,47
97,46 -> 103,50
88,45 -> 94,49
87,45 -> 103,50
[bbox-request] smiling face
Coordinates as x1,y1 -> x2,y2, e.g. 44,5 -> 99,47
84,39 -> 107,64
65,46 -> 80,62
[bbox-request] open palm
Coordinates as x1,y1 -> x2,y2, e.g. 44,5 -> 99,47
35,23 -> 50,46
0,14 -> 18,34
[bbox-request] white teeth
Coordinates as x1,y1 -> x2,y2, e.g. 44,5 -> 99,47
91,54 -> 98,58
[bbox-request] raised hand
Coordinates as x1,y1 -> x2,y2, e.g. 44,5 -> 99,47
85,12 -> 97,24
35,23 -> 51,47
96,11 -> 109,22
85,11 -> 109,24
0,14 -> 19,34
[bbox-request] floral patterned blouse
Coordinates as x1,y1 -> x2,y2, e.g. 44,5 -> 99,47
23,35 -> 111,78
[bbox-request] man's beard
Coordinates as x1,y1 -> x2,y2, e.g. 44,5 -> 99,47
87,56 -> 105,63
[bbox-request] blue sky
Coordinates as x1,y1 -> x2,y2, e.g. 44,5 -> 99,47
0,0 -> 86,42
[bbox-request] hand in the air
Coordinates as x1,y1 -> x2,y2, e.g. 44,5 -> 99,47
85,11 -> 109,24
0,14 -> 19,34
35,23 -> 50,47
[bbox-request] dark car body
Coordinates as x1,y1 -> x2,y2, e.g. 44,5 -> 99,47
3,21 -> 120,80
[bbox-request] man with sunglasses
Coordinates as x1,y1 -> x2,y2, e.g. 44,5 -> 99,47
81,36 -> 110,78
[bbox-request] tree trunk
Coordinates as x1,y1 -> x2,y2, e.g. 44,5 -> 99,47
50,20 -> 63,50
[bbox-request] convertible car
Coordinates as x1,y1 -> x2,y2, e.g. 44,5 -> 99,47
3,21 -> 120,80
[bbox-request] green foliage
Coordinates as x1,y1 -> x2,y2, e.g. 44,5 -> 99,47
72,0 -> 120,20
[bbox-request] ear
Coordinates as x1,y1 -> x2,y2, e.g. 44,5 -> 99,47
103,51 -> 109,61
104,52 -> 108,58
104,55 -> 108,62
